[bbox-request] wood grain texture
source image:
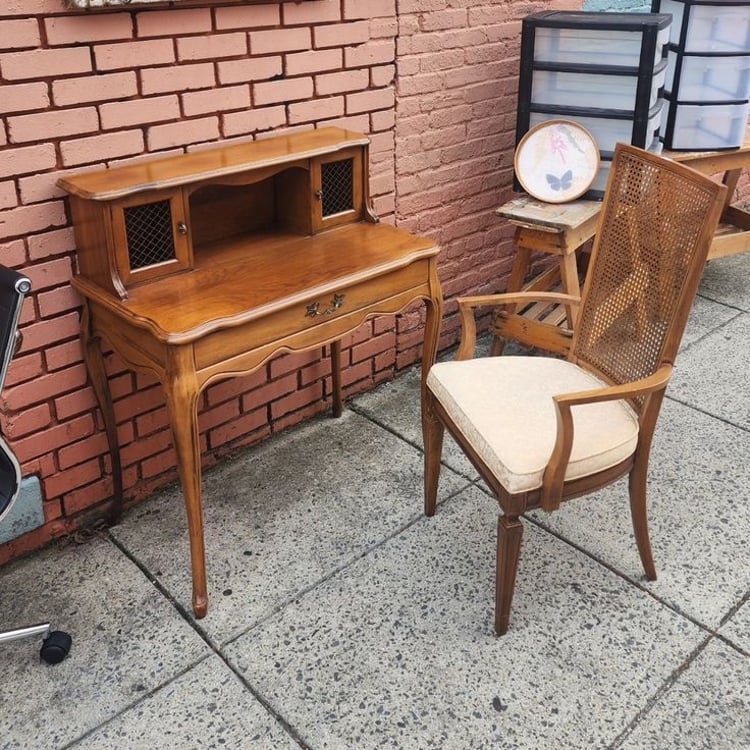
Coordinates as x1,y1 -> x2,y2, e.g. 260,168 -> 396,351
61,128 -> 443,618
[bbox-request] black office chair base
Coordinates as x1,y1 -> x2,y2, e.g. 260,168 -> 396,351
0,623 -> 72,665
0,268 -> 72,667
40,630 -> 73,664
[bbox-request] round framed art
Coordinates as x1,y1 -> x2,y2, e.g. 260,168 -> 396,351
514,120 -> 600,203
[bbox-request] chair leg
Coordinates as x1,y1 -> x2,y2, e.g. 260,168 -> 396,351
495,514 -> 524,635
422,390 -> 444,517
489,336 -> 506,357
629,462 -> 657,581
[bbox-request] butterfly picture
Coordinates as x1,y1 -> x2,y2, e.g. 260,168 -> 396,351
515,120 -> 599,202
546,170 -> 573,192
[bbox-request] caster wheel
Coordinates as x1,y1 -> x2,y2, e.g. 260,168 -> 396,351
40,630 -> 72,665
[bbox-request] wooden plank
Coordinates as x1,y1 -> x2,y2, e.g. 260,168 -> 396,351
708,225 -> 750,260
497,195 -> 601,234
491,312 -> 572,356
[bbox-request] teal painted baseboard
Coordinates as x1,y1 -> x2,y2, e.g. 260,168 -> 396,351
0,476 -> 44,545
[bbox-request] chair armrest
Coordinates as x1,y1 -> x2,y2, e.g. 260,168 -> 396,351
541,364 -> 674,512
455,292 -> 580,360
553,365 -> 673,408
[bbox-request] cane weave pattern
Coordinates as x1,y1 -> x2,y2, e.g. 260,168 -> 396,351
573,148 -> 718,412
124,200 -> 177,270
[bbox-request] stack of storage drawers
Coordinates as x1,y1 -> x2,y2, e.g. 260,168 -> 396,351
516,11 -> 672,198
653,0 -> 750,150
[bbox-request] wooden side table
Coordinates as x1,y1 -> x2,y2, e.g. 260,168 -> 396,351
493,139 -> 750,354
492,196 -> 601,352
666,139 -> 750,261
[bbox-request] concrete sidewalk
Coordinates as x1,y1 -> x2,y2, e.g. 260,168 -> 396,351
2,254 -> 749,750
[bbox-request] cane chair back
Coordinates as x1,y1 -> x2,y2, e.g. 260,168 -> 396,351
572,147 -> 721,411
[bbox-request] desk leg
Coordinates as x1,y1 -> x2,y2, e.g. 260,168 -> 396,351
80,303 -> 123,523
421,290 -> 443,386
420,288 -> 444,411
164,348 -> 207,619
330,340 -> 343,418
421,287 -> 444,516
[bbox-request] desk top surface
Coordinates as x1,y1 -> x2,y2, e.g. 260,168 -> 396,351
73,222 -> 438,344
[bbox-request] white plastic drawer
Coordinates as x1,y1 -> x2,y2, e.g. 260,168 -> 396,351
529,107 -> 662,152
533,26 -> 670,66
532,67 -> 666,110
662,100 -> 750,149
659,0 -> 750,53
666,51 -> 750,101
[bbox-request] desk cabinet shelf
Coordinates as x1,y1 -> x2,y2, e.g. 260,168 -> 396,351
60,132 -> 370,300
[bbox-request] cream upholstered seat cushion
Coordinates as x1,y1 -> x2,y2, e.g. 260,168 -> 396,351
426,356 -> 640,494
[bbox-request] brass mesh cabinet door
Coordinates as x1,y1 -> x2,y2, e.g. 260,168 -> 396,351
125,201 -> 177,270
311,148 -> 364,232
111,191 -> 192,287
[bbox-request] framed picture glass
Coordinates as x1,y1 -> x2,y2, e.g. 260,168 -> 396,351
514,120 -> 600,204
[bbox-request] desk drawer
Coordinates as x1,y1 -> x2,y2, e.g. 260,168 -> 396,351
193,260 -> 430,370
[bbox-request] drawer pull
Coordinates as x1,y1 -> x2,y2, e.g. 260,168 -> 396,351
305,293 -> 345,317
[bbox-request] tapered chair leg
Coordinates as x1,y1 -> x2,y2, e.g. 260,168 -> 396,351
422,390 -> 444,517
629,462 -> 657,581
495,514 -> 524,635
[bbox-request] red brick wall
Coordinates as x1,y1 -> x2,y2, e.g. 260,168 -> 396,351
394,0 -> 582,353
0,0 -> 577,561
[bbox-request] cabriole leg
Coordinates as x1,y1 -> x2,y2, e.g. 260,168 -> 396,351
164,350 -> 207,618
629,461 -> 657,581
80,303 -> 123,523
330,340 -> 343,418
422,389 -> 444,518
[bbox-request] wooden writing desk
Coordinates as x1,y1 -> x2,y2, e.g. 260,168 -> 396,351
59,128 -> 443,618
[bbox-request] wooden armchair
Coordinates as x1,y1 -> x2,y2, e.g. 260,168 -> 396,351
422,144 -> 727,635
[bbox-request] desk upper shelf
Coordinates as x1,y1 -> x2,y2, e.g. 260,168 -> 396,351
58,127 -> 378,300
58,127 -> 370,201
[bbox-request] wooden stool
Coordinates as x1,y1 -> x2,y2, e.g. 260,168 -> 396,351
492,196 -> 601,353
665,139 -> 750,261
